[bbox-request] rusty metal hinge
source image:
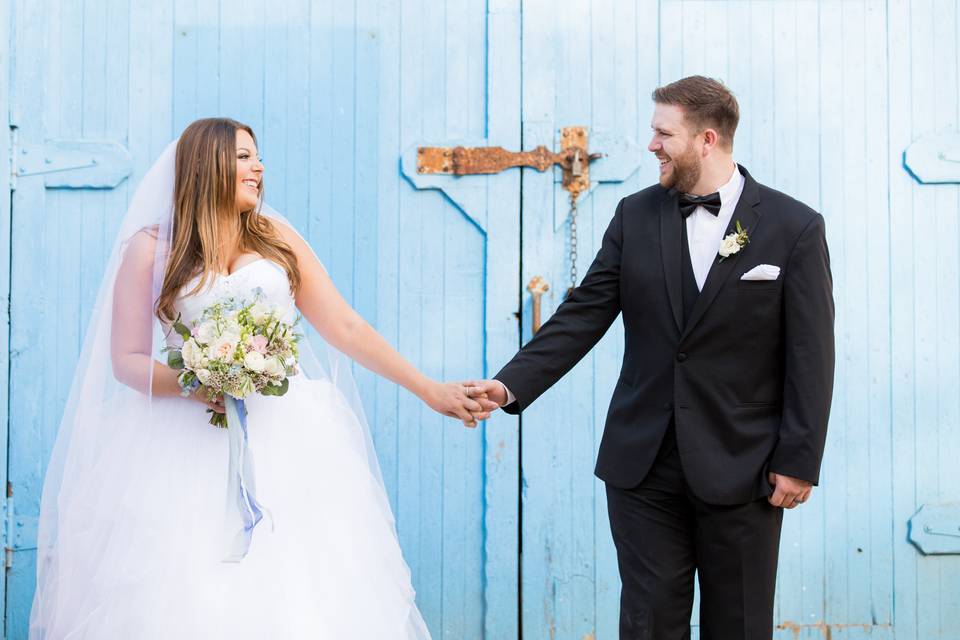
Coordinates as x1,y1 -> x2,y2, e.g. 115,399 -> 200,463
416,126 -> 603,199
3,481 -> 38,569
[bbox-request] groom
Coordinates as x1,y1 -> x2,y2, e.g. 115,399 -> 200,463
469,76 -> 834,639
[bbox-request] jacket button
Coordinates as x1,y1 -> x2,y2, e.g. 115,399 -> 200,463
663,402 -> 673,411
676,352 -> 688,362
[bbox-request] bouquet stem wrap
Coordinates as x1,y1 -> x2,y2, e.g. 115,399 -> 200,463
223,396 -> 268,562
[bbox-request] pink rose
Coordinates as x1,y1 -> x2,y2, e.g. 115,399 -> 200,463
249,335 -> 269,354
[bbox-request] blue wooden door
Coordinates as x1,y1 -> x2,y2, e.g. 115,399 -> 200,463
2,1 -> 521,637
516,1 -> 960,639
5,1 -> 960,639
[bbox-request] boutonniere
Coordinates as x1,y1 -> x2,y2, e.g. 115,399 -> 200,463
718,220 -> 750,262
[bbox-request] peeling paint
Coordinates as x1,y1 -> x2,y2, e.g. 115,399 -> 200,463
776,620 -> 893,640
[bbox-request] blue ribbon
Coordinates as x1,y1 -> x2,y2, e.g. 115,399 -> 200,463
223,396 -> 269,562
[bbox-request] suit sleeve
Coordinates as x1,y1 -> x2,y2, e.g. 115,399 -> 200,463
493,199 -> 625,415
768,214 -> 835,484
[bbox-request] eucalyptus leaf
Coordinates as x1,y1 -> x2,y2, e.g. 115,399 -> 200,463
168,351 -> 185,370
262,378 -> 290,397
173,321 -> 192,341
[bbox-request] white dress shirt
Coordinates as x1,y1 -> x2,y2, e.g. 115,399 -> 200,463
684,163 -> 745,291
498,163 -> 745,407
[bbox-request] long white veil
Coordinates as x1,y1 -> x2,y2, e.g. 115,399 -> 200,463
29,139 -> 393,634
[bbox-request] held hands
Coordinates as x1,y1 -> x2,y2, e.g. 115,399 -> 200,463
463,379 -> 509,407
423,381 -> 500,428
767,472 -> 813,509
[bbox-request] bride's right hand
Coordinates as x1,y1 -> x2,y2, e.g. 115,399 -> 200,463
190,385 -> 225,414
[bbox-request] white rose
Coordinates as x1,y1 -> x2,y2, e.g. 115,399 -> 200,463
263,356 -> 284,378
196,320 -> 217,344
224,319 -> 243,336
244,351 -> 266,373
181,338 -> 200,369
718,234 -> 741,258
196,369 -> 211,385
249,303 -> 273,325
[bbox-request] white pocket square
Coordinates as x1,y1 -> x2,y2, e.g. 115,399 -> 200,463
740,264 -> 781,281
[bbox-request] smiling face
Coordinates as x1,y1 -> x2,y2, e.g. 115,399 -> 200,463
648,103 -> 703,193
235,128 -> 263,212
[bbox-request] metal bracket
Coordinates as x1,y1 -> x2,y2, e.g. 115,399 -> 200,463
416,126 -> 602,198
908,503 -> 960,554
3,483 -> 38,569
904,131 -> 960,183
14,139 -> 132,189
401,129 -> 643,232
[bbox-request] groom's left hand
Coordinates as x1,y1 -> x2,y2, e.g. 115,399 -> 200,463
767,472 -> 813,509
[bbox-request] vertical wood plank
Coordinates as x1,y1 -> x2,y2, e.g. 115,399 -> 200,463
770,1 -> 807,628
817,0 -> 850,632
352,0 -> 379,429
794,0 -> 829,633
485,0 -> 522,635
374,0 -> 402,516
910,1 -> 941,637
863,0 -> 895,633
747,0 -> 774,179
699,1 -> 728,82
217,0 -> 264,132
416,0 -> 445,628
172,0 -> 198,129
260,0 -> 290,214
840,0 -> 873,629
0,0 -> 13,623
518,1 -> 557,638
680,0 -> 706,76
659,0 -> 683,84
326,0 -> 356,300
7,0 -> 52,629
396,0 -> 428,626
725,1 -> 753,169
888,0 -> 917,636
930,0 -> 960,634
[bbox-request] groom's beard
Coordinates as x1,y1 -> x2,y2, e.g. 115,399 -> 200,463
660,145 -> 702,194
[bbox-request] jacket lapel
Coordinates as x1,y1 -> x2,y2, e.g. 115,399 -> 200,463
680,166 -> 762,342
659,189 -> 684,334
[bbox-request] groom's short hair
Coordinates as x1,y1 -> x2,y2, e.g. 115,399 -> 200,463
652,76 -> 739,150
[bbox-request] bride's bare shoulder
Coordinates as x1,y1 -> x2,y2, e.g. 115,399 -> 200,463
270,218 -> 310,257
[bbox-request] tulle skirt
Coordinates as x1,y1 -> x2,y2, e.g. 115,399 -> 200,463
30,375 -> 430,639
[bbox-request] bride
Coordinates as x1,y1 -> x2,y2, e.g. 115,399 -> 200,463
29,118 -> 494,639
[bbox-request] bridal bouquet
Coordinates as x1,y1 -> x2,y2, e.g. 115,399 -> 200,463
165,289 -> 302,427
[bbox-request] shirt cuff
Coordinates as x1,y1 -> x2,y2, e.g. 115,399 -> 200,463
498,380 -> 516,406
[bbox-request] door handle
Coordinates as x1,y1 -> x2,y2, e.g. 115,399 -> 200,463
527,276 -> 550,334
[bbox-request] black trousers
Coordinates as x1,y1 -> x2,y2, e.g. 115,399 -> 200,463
605,423 -> 783,640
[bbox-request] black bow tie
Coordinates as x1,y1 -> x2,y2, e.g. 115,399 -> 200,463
678,191 -> 722,218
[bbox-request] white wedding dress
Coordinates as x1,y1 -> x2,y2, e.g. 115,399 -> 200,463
33,258 -> 431,639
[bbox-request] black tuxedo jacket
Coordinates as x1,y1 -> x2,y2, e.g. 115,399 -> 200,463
494,166 -> 835,505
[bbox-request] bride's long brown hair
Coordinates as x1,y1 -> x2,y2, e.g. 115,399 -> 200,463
155,118 -> 301,322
